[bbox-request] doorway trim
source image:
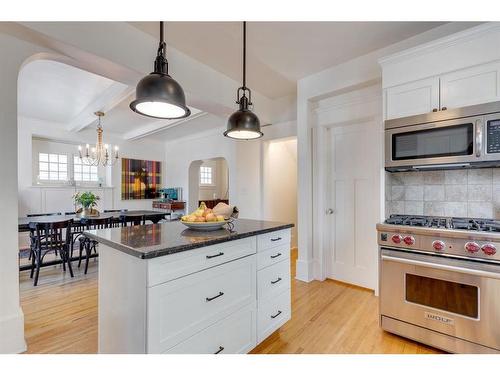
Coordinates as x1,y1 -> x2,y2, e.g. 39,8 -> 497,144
311,83 -> 383,292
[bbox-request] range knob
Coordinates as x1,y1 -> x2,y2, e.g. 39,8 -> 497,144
432,240 -> 445,251
481,243 -> 497,256
391,234 -> 402,244
403,236 -> 415,246
465,242 -> 480,254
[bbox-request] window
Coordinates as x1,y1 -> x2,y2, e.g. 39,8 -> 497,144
39,153 -> 68,181
73,156 -> 98,182
200,166 -> 213,185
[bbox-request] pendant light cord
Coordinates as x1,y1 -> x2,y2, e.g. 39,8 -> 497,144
155,21 -> 168,75
242,21 -> 246,90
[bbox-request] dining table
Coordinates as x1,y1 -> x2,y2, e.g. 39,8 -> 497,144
18,210 -> 167,271
18,210 -> 166,232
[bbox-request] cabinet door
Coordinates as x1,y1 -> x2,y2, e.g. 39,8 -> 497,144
385,77 -> 440,120
440,61 -> 500,110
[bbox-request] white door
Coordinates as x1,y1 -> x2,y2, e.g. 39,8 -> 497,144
440,61 -> 500,110
385,76 -> 440,119
328,121 -> 379,290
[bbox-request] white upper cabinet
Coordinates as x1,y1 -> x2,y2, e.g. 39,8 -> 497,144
385,77 -> 440,120
440,61 -> 500,110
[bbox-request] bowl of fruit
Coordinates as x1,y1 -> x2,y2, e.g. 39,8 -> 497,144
180,202 -> 230,231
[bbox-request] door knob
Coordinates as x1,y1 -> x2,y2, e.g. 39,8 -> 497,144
326,208 -> 335,215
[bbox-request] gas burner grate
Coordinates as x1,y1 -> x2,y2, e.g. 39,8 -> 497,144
451,217 -> 500,232
385,215 -> 451,228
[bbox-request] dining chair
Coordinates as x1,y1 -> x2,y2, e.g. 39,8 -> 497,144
27,212 -> 63,260
78,217 -> 112,274
29,219 -> 74,286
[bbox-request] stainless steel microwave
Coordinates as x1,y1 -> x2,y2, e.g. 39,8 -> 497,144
385,101 -> 500,172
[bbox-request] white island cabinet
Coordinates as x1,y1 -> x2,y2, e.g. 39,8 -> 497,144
86,219 -> 292,354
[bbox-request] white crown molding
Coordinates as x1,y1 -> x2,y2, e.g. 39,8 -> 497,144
379,22 -> 500,67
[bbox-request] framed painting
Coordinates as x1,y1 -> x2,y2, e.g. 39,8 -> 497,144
121,158 -> 161,200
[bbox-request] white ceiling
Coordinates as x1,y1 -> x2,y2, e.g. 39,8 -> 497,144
18,60 -> 121,123
131,21 -> 452,98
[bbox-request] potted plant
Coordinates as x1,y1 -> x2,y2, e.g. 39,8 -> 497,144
74,191 -> 100,217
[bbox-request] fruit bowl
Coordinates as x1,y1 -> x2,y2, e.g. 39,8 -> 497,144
180,220 -> 230,231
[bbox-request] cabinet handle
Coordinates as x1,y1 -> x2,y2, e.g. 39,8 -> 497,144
441,107 -> 447,111
432,108 -> 438,112
214,346 -> 224,354
270,237 -> 282,242
270,252 -> 282,259
271,310 -> 282,319
206,252 -> 224,259
271,277 -> 282,285
206,291 -> 224,302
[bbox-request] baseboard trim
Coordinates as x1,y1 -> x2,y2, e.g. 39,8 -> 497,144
0,307 -> 26,353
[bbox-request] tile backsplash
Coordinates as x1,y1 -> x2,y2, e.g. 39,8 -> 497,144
385,168 -> 500,219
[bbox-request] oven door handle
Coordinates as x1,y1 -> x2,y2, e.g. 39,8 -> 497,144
381,254 -> 500,280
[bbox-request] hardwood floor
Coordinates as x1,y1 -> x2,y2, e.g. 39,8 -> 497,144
19,249 -> 440,354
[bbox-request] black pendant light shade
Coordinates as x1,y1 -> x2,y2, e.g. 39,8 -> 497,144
130,22 -> 191,119
224,22 -> 263,140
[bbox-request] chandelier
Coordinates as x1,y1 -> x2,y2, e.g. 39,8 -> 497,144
78,111 -> 119,166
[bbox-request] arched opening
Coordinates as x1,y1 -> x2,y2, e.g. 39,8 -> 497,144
188,157 -> 229,213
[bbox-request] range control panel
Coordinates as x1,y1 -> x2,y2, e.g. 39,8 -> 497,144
487,119 -> 500,154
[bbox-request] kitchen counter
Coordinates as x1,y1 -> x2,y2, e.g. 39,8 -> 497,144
84,219 -> 293,259
94,218 -> 293,354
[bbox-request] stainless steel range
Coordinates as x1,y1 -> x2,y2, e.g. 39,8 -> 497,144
377,215 -> 500,353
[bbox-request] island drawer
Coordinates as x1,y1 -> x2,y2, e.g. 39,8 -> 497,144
257,229 -> 291,252
147,236 -> 257,286
163,305 -> 256,354
257,288 -> 291,344
147,254 -> 256,353
257,244 -> 290,270
257,258 -> 290,304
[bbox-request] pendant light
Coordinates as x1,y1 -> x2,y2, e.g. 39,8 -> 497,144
130,21 -> 191,119
224,22 -> 263,140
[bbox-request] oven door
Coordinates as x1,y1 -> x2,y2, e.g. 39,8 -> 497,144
380,248 -> 500,351
385,116 -> 483,170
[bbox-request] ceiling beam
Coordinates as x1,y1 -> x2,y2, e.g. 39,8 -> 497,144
123,110 -> 206,141
66,82 -> 133,132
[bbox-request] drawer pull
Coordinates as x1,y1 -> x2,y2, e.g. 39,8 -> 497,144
271,310 -> 282,319
270,277 -> 282,285
206,252 -> 224,259
214,346 -> 224,354
270,252 -> 282,259
270,237 -> 282,242
206,291 -> 224,302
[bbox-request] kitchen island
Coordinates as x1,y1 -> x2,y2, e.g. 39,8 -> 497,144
85,219 -> 293,354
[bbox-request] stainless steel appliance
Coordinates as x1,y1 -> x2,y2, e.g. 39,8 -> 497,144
385,101 -> 500,171
377,215 -> 500,353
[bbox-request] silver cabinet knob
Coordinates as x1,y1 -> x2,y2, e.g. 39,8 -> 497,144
326,208 -> 335,215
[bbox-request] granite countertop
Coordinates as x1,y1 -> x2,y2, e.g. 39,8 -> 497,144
84,219 -> 294,259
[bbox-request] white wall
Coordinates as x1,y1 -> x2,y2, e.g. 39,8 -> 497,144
263,138 -> 298,247
18,116 -> 167,216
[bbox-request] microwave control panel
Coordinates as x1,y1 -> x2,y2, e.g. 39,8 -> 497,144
487,119 -> 500,154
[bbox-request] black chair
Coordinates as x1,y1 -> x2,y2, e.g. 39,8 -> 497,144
26,212 -> 62,259
104,209 -> 128,213
69,220 -> 87,260
120,214 -> 145,227
27,212 -> 62,217
78,217 -> 113,274
29,219 -> 74,286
